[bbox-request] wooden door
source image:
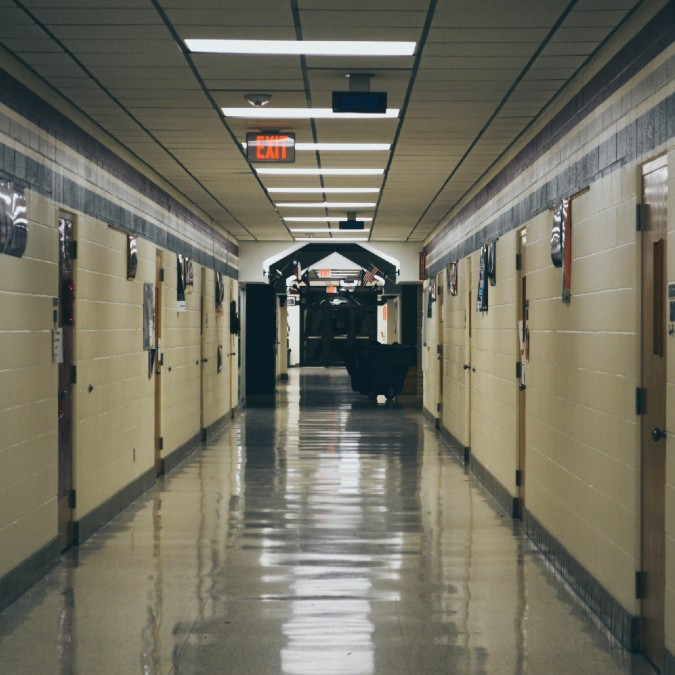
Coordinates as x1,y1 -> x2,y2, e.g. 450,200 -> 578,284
516,229 -> 528,517
57,216 -> 75,550
154,250 -> 163,475
437,274 -> 444,423
640,156 -> 667,670
200,266 -> 207,437
464,259 -> 472,457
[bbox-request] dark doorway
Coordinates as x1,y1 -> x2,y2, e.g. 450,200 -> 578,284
245,284 -> 277,395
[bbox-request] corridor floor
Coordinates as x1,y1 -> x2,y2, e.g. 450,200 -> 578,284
0,368 -> 655,674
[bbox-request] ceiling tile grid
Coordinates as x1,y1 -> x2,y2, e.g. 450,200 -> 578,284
0,0 -> 651,245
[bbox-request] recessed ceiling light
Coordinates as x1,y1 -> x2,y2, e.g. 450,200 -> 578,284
276,202 -> 376,208
268,187 -> 380,194
185,39 -> 416,57
257,168 -> 384,176
223,107 -> 398,119
290,228 -> 371,233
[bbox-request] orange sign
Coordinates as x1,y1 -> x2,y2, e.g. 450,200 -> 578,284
246,133 -> 295,163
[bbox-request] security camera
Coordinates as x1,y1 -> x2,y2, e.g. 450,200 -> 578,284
244,93 -> 272,107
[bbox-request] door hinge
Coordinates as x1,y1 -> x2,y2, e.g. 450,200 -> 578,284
515,469 -> 523,487
70,365 -> 77,384
158,436 -> 164,451
635,387 -> 646,415
516,361 -> 522,380
68,489 -> 77,509
635,570 -> 646,599
437,402 -> 442,413
69,240 -> 78,260
636,204 -> 646,232
437,344 -> 443,357
516,253 -> 522,271
159,268 -> 165,282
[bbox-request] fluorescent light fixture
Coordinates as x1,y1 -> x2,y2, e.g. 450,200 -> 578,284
298,143 -> 390,151
284,217 -> 373,222
291,228 -> 371,233
223,107 -> 398,119
268,187 -> 380,194
294,237 -> 369,242
243,142 -> 390,152
257,168 -> 384,176
241,142 -> 391,152
276,202 -> 376,208
185,39 -> 415,57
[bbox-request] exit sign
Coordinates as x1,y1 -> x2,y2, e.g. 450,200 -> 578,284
246,132 -> 295,163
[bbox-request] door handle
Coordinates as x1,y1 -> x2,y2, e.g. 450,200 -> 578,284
463,364 -> 470,370
201,358 -> 208,363
651,427 -> 667,442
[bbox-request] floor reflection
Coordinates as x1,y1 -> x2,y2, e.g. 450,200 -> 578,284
0,368 -> 656,674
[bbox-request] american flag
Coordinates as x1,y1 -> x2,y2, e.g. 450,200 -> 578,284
362,265 -> 379,285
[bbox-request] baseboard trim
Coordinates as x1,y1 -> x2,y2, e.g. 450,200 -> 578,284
422,406 -> 439,428
161,431 -> 202,476
0,538 -> 60,613
469,452 -> 518,518
76,467 -> 156,544
664,647 -> 675,675
438,424 -> 470,463
523,509 -> 639,652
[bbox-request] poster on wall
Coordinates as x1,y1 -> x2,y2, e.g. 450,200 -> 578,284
0,182 -> 28,258
487,239 -> 497,286
143,283 -> 155,350
177,254 -> 187,311
215,271 -> 225,315
447,261 -> 458,296
476,244 -> 489,312
127,235 -> 138,280
551,198 -> 572,302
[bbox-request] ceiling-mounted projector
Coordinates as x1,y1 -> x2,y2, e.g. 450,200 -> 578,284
332,91 -> 387,114
339,219 -> 365,230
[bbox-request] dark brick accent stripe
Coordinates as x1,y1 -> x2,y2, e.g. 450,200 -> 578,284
0,67 -> 238,268
0,538 -> 60,613
426,4 -> 675,273
523,509 -> 639,652
468,452 -> 517,519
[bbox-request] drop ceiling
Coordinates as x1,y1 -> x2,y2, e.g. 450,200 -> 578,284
0,0 -> 648,244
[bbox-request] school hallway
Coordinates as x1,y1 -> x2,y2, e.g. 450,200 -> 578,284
0,368 -> 654,675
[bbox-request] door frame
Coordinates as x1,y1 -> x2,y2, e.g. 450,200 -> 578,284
639,154 -> 667,670
57,214 -> 76,550
516,228 -> 528,517
154,249 -> 163,476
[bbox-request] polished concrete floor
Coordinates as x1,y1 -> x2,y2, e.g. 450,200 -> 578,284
0,368 -> 655,674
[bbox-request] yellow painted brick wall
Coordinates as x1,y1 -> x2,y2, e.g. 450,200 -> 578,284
74,218 -> 155,517
525,166 -> 640,612
0,191 -> 58,578
200,267 -> 232,430
441,257 -> 471,448
160,252 -> 202,455
469,231 -> 519,497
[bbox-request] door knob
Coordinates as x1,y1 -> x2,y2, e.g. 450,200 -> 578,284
651,427 -> 668,442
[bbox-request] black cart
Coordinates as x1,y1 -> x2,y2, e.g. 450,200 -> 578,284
345,343 -> 416,400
